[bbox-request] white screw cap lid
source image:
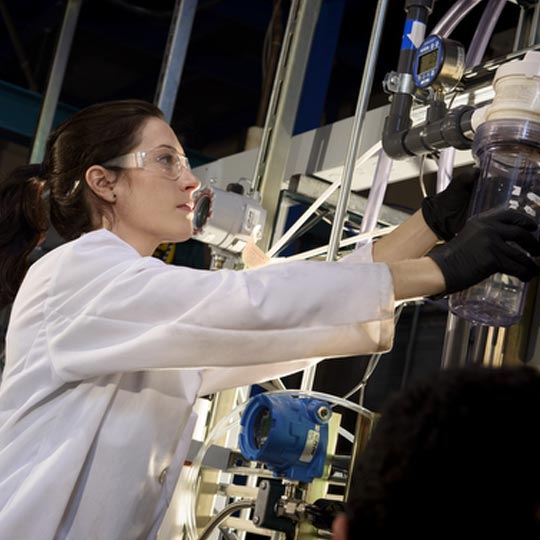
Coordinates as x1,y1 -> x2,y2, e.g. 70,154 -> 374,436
494,51 -> 540,82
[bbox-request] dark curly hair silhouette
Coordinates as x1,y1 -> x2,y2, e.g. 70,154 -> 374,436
340,366 -> 540,538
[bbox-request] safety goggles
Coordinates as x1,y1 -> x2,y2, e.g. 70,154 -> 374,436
103,146 -> 191,181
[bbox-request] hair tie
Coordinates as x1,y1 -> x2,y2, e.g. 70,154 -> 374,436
37,163 -> 48,179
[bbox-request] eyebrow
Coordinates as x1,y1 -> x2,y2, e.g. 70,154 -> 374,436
154,144 -> 185,156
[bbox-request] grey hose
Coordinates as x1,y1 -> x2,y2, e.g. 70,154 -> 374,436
197,500 -> 256,540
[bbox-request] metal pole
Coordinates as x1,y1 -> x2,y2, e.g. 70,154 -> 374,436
154,0 -> 198,122
513,4 -> 526,51
441,313 -> 471,368
300,0 -> 389,391
251,0 -> 323,251
0,0 -> 38,91
30,0 -> 81,164
529,0 -> 540,47
325,0 -> 389,262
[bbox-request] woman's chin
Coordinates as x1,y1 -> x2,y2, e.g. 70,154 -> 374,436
163,229 -> 193,244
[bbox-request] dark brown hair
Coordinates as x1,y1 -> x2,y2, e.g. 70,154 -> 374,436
346,366 -> 540,538
0,99 -> 164,307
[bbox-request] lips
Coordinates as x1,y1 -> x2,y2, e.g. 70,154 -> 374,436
177,202 -> 194,211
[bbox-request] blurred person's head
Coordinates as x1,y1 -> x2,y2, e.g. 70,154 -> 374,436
333,366 -> 540,538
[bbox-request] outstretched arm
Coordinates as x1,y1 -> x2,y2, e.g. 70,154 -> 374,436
387,209 -> 540,301
387,257 -> 445,300
373,210 -> 439,263
373,169 -> 478,264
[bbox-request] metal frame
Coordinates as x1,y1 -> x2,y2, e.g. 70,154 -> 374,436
252,0 -> 323,252
154,0 -> 199,122
301,0 -> 390,392
30,0 -> 81,164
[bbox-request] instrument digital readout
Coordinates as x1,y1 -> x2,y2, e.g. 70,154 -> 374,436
413,34 -> 465,92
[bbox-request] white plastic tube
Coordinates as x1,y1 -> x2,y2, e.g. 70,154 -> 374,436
266,141 -> 383,258
437,0 -> 508,192
431,0 -> 483,37
284,223 -> 397,262
359,150 -> 394,235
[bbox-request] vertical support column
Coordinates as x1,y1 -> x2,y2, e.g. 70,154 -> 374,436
194,388 -> 239,534
251,0 -> 323,252
30,0 -> 81,164
327,0 -> 390,260
301,0 -> 389,392
512,2 -> 540,52
441,315 -> 475,368
293,0 -> 346,135
513,4 -> 527,51
154,0 -> 198,123
528,0 -> 540,47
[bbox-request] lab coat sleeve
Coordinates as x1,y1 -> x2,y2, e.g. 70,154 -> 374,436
199,358 -> 319,396
198,241 -> 377,395
338,240 -> 374,265
47,239 -> 395,382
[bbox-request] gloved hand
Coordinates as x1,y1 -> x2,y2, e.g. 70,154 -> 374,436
428,208 -> 540,295
422,169 -> 478,241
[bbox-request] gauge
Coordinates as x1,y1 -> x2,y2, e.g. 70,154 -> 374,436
239,394 -> 331,483
414,35 -> 465,92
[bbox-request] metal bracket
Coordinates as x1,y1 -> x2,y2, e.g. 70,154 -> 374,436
383,71 -> 416,95
253,479 -> 300,535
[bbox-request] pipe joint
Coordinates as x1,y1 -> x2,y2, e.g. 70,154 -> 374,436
440,105 -> 475,150
384,105 -> 475,159
382,125 -> 414,159
405,0 -> 435,15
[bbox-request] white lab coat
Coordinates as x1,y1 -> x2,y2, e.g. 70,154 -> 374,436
0,229 -> 395,539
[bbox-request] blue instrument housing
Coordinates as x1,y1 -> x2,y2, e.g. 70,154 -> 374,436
239,394 -> 331,483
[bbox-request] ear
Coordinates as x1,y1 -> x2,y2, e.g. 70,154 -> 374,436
85,165 -> 118,203
332,513 -> 349,540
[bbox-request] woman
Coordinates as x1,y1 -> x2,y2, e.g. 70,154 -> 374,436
0,100 -> 537,539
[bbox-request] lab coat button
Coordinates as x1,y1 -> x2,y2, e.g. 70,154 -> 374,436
159,467 -> 169,484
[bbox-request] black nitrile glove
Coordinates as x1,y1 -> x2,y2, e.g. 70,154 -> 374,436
428,208 -> 540,295
422,169 -> 478,241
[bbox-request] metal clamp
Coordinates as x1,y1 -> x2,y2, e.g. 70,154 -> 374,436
383,71 -> 416,95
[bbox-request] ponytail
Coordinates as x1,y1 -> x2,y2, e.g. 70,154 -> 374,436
0,164 -> 49,308
0,99 -> 164,307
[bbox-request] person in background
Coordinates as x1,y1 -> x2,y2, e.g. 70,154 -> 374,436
0,99 -> 538,539
333,366 -> 540,538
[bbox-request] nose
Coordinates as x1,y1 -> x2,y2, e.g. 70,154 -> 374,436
179,168 -> 201,193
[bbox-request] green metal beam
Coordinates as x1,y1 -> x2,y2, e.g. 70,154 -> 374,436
0,80 -> 78,146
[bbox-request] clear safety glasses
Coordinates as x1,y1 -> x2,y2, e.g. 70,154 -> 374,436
103,146 -> 191,181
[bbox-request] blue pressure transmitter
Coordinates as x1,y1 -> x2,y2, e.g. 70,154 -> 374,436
239,394 -> 332,483
413,35 -> 465,92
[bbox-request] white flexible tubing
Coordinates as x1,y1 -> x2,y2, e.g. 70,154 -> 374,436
283,223 -> 397,262
431,0 -> 484,37
265,141 -> 383,258
180,390 -> 374,540
338,426 -> 355,444
180,403 -> 248,540
359,150 -> 394,236
267,183 -> 339,257
436,0 -> 507,192
436,149 -> 457,192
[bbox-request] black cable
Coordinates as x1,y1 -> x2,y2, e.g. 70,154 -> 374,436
198,500 -> 255,540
